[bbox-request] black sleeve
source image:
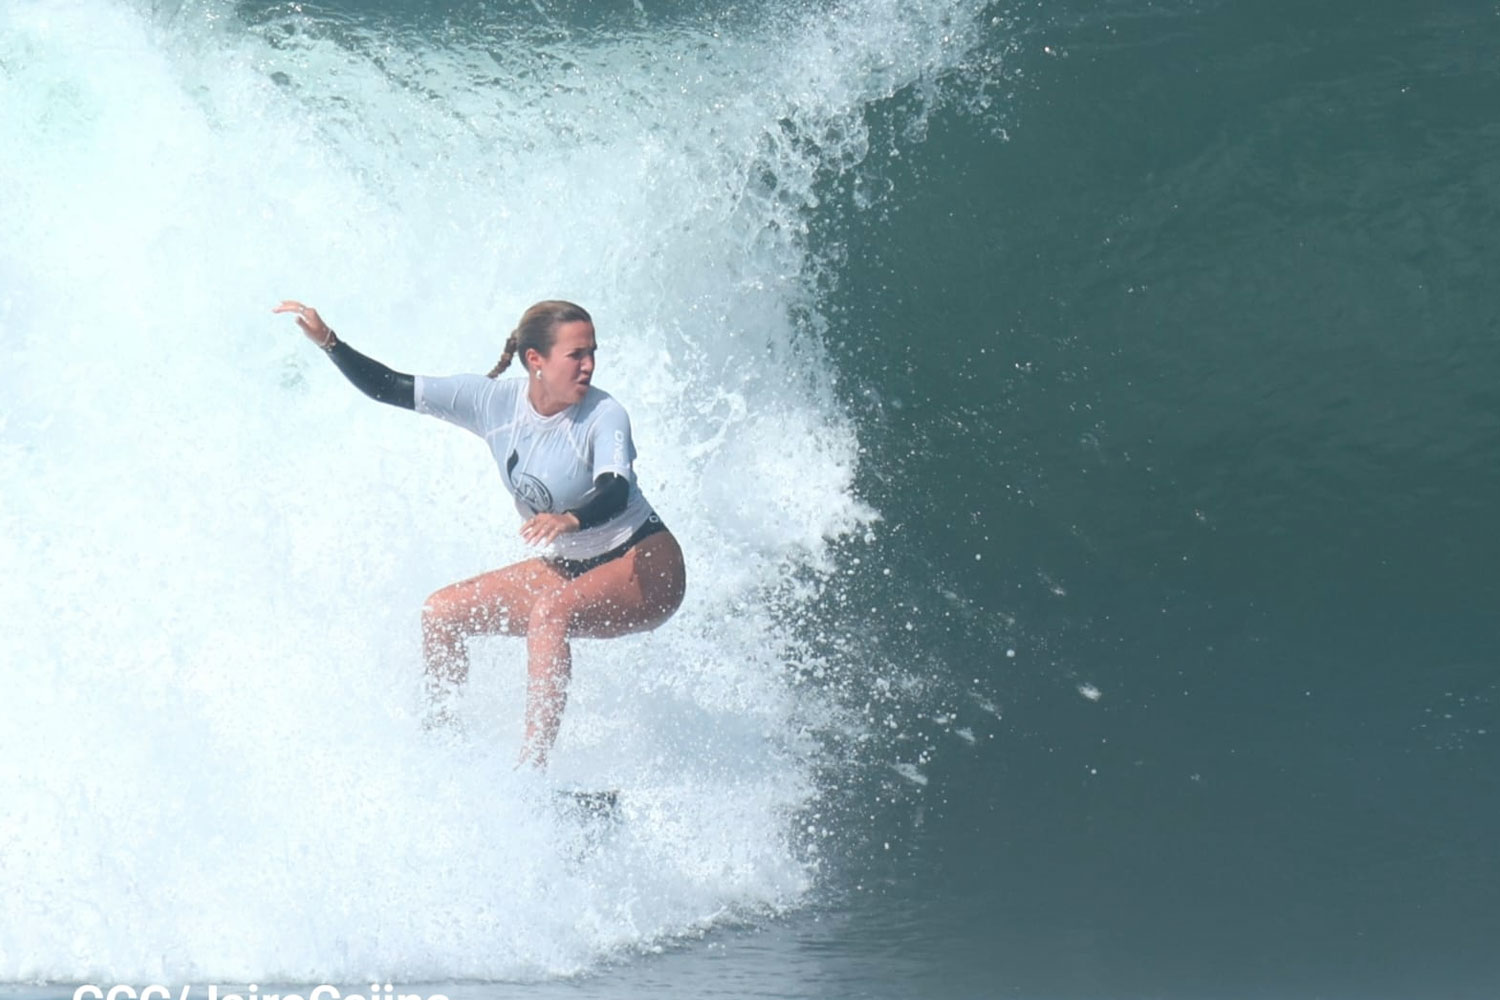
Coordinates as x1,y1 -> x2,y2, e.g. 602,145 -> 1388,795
567,473 -> 630,529
325,339 -> 416,410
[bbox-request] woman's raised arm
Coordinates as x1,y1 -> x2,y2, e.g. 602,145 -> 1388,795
274,300 -> 415,410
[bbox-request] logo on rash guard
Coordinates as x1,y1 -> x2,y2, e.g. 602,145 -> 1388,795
511,472 -> 553,514
506,451 -> 553,514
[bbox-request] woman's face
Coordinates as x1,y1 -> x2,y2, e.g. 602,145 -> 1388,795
528,320 -> 596,414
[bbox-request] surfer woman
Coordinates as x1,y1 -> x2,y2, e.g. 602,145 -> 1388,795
274,299 -> 686,768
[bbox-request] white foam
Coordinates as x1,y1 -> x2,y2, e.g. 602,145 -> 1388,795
0,0 -> 991,982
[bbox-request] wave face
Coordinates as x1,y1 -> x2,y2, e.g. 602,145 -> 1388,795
0,0 -> 997,983
799,2 -> 1500,997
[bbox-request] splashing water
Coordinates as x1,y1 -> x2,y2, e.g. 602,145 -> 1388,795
0,0 -> 996,982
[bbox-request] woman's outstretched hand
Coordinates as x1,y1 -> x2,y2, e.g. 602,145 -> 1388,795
521,512 -> 581,547
274,300 -> 337,349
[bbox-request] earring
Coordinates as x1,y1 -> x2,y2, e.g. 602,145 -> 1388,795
534,369 -> 541,379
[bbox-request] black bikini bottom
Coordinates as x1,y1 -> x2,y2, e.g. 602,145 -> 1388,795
546,514 -> 667,580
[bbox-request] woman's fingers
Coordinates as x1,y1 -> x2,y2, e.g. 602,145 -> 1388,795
273,300 -> 329,340
273,300 -> 321,325
521,514 -> 576,546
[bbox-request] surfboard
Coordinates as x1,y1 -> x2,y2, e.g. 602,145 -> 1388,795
552,789 -> 620,861
553,788 -> 619,821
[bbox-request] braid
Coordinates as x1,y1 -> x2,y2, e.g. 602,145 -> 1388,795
486,300 -> 591,379
486,334 -> 519,379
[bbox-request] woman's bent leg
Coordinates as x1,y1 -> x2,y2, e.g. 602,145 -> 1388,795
422,559 -> 565,689
519,532 -> 686,767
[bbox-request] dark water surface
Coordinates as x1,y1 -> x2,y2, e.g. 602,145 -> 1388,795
814,1 -> 1500,996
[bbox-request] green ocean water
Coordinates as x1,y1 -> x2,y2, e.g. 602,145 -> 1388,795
810,1 -> 1500,995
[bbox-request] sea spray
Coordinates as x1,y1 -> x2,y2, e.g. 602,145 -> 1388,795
0,0 -> 996,982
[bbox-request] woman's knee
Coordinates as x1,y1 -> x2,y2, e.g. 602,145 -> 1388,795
423,586 -> 482,636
